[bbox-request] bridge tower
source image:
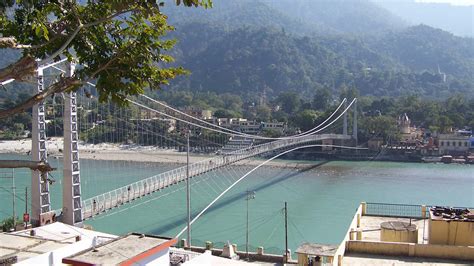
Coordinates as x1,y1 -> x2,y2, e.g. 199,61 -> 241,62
31,65 -> 51,226
352,99 -> 358,144
62,62 -> 83,226
343,101 -> 348,136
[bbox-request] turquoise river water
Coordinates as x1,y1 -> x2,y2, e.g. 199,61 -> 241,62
0,153 -> 472,255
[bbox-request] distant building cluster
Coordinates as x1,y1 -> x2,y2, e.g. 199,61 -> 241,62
369,113 -> 474,163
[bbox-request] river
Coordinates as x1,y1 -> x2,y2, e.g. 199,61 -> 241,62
0,153 -> 472,255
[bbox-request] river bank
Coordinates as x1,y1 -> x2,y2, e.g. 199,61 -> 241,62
0,138 -> 317,168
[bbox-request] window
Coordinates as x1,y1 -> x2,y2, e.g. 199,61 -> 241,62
447,141 -> 450,146
459,141 -> 462,147
441,141 -> 444,146
465,142 -> 468,147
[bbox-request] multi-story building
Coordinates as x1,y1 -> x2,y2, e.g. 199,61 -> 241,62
438,133 -> 471,155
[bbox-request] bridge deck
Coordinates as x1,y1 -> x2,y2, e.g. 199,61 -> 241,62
81,134 -> 350,220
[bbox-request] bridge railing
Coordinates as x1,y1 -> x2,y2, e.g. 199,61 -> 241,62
81,134 -> 350,219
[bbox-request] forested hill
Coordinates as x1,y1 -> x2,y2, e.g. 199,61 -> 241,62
168,22 -> 474,99
163,0 -> 406,36
371,25 -> 474,80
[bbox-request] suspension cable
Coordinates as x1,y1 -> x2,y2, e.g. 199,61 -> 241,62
127,98 -> 356,140
175,143 -> 366,238
141,94 -> 347,139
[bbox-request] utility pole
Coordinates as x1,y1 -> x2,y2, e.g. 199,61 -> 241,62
284,201 -> 288,263
246,190 -> 256,261
186,129 -> 191,248
12,169 -> 15,229
24,187 -> 28,227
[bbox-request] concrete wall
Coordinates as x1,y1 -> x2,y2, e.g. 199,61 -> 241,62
381,227 -> 418,243
188,246 -> 284,263
429,219 -> 474,246
346,240 -> 474,261
332,204 -> 364,266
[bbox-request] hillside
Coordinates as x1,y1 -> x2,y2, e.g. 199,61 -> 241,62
371,25 -> 474,80
1,0 -> 472,106
162,0 -> 406,36
167,23 -> 473,98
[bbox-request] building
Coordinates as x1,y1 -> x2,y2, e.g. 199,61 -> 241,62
397,113 -> 422,141
62,233 -> 177,265
438,133 -> 471,155
261,121 -> 286,133
0,222 -> 117,265
428,207 -> 474,246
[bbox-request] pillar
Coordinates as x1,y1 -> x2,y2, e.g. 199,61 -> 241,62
62,62 -> 83,225
421,205 -> 427,218
31,66 -> 51,226
343,101 -> 348,136
352,99 -> 358,143
356,229 -> 362,240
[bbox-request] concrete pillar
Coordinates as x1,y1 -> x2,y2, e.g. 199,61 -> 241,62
232,244 -> 237,253
181,239 -> 187,248
343,101 -> 348,136
31,66 -> 51,226
257,246 -> 264,255
62,62 -> 83,226
421,205 -> 427,218
357,213 -> 361,228
356,229 -> 362,240
361,202 -> 367,216
352,99 -> 358,143
349,229 -> 355,240
286,249 -> 292,261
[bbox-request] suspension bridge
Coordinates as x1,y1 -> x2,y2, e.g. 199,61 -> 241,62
1,61 -> 360,230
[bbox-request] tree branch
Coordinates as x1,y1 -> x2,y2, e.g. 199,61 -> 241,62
0,160 -> 56,173
39,8 -> 137,65
0,55 -> 37,83
0,77 -> 81,119
0,37 -> 32,49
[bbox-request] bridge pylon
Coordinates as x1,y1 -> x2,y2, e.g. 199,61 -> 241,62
62,62 -> 83,226
31,65 -> 51,226
343,101 -> 348,136
352,99 -> 358,144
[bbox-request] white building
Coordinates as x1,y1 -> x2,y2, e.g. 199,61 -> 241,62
438,134 -> 471,155
0,222 -> 117,265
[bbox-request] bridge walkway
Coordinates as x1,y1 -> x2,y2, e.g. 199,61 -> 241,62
81,134 -> 350,219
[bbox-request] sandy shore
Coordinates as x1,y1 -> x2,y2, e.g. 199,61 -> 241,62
0,138 -> 317,168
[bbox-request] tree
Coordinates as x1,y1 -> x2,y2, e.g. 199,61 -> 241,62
275,92 -> 300,114
292,109 -> 319,131
255,105 -> 271,122
0,0 -> 212,119
312,86 -> 331,110
362,115 -> 398,141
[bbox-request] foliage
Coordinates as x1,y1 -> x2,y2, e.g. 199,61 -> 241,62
1,216 -> 18,232
0,0 -> 212,118
167,23 -> 473,99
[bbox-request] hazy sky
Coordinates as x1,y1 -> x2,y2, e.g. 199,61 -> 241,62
415,0 -> 474,5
